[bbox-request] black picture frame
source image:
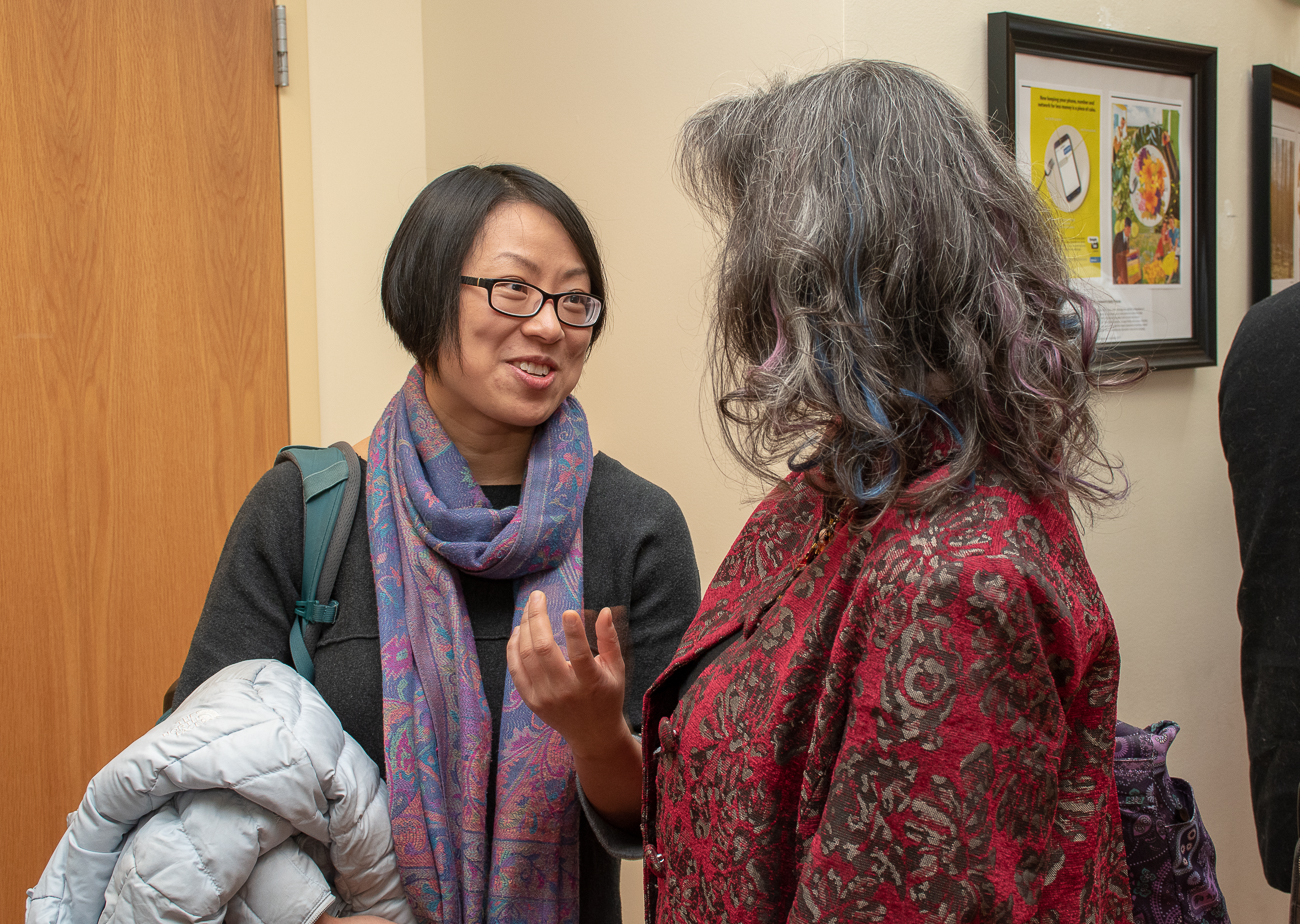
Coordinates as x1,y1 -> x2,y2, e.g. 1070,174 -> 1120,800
1251,65 -> 1300,306
988,12 -> 1218,370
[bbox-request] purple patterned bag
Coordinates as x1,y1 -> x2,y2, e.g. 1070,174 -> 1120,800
1114,720 -> 1230,923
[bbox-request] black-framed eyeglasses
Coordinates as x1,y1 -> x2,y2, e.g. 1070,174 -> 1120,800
460,276 -> 603,328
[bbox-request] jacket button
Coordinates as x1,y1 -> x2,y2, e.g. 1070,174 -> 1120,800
644,845 -> 667,876
657,716 -> 679,754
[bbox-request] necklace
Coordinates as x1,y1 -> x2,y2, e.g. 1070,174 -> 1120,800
793,497 -> 851,572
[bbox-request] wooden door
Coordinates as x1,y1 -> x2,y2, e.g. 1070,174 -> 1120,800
0,2 -> 288,919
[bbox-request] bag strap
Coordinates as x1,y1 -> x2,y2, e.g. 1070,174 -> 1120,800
160,442 -> 360,720
276,441 -> 361,682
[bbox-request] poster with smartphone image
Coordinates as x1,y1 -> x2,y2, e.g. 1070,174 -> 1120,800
1026,86 -> 1102,278
994,15 -> 1216,368
1016,56 -> 1194,346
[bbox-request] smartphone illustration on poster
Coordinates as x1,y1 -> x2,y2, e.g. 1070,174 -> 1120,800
1053,134 -> 1083,202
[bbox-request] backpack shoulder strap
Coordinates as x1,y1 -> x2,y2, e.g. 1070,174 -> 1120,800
276,441 -> 361,682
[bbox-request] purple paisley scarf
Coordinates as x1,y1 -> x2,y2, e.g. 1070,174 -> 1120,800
367,366 -> 590,924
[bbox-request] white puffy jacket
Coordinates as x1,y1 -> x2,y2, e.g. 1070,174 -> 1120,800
27,660 -> 416,924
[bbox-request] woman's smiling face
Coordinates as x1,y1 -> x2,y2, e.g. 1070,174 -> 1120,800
424,200 -> 594,446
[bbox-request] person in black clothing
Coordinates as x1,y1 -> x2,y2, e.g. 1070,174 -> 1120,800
1220,280 -> 1300,891
175,165 -> 701,923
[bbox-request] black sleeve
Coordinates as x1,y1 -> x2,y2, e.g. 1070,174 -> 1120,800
1220,287 -> 1300,892
173,461 -> 304,705
624,491 -> 701,733
584,455 -> 701,734
574,457 -> 701,875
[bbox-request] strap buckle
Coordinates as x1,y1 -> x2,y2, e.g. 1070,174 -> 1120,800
293,600 -> 339,625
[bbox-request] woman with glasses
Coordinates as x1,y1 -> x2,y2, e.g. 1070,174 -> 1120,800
173,164 -> 700,924
516,62 -> 1137,921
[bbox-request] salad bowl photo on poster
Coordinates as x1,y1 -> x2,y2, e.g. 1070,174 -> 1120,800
989,12 -> 1218,370
1129,144 -> 1172,229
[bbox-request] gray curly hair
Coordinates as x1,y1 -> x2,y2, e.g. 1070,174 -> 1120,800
678,59 -> 1130,515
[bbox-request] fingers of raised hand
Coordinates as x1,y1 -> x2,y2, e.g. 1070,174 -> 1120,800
563,609 -> 602,683
594,607 -> 625,676
505,620 -> 531,694
511,595 -> 569,716
519,590 -> 562,662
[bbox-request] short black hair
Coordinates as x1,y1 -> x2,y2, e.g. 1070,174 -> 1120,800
381,164 -> 608,373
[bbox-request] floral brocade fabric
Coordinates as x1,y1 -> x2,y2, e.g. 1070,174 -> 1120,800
641,469 -> 1134,923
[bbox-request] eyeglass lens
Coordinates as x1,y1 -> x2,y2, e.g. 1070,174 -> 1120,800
490,281 -> 600,326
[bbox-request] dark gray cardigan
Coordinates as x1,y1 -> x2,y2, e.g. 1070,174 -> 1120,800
176,451 -> 700,922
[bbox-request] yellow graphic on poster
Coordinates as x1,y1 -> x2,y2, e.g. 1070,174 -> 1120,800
1028,87 -> 1101,278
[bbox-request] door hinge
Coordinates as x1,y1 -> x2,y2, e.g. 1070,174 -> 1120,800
273,6 -> 288,87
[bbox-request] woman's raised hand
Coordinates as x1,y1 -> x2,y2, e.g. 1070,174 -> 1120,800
507,590 -> 642,829
507,591 -> 627,755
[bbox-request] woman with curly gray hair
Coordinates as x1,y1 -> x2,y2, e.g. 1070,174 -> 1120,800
513,59 -> 1136,921
640,59 -> 1137,921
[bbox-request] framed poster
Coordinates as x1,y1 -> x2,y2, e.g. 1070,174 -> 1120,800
1251,65 -> 1300,305
989,13 -> 1218,369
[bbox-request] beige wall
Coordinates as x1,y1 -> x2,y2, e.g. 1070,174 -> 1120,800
305,0 -> 428,446
278,0 -> 320,445
286,0 -> 1300,919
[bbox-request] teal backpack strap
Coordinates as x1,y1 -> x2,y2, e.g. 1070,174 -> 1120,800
160,441 -> 360,721
276,441 -> 361,682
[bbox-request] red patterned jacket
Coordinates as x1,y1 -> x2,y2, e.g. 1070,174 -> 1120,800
641,468 -> 1134,923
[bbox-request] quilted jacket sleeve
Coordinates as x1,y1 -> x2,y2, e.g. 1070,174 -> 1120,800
98,790 -> 330,924
228,840 -> 340,924
27,662 -> 414,924
319,736 -> 413,923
